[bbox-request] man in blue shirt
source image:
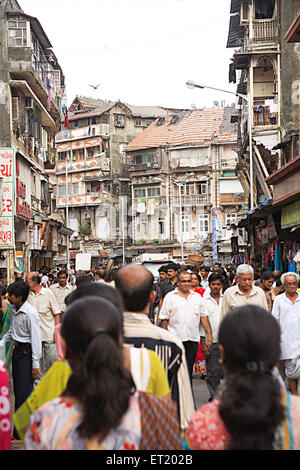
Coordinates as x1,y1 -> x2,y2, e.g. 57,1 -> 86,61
0,281 -> 41,438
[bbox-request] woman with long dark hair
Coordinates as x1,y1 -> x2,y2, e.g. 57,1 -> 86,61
183,305 -> 300,450
24,296 -> 180,450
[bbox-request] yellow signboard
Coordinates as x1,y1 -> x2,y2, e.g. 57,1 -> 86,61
281,200 -> 300,229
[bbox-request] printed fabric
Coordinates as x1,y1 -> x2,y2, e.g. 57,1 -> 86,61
183,391 -> 300,450
23,391 -> 181,450
0,359 -> 11,450
24,393 -> 141,450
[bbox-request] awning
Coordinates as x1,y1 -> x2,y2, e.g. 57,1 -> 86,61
227,13 -> 244,48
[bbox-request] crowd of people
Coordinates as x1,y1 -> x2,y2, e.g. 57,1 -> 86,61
0,259 -> 299,450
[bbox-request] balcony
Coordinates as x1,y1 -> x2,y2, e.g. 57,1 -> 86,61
56,124 -> 110,142
253,105 -> 278,127
172,195 -> 209,206
8,47 -> 62,121
252,19 -> 279,44
128,162 -> 160,172
57,191 -> 103,208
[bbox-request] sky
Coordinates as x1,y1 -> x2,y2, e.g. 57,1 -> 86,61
19,0 -> 237,110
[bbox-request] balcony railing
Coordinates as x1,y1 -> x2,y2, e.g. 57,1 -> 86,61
252,20 -> 279,43
172,195 -> 209,205
253,105 -> 278,126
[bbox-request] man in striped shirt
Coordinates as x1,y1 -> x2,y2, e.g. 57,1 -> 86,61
116,264 -> 195,431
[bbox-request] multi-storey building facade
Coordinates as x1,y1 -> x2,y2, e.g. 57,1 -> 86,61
0,0 -> 67,280
125,107 -> 247,264
54,96 -> 180,265
227,0 -> 300,270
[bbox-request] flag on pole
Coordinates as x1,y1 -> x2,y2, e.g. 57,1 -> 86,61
64,107 -> 70,129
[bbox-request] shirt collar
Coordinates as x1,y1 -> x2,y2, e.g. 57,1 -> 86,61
235,285 -> 257,297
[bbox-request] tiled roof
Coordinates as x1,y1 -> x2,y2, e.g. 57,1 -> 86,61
125,107 -> 237,151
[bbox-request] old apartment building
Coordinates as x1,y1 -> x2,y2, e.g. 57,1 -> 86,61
227,0 -> 300,269
54,96 -> 181,264
0,0 -> 68,280
125,106 -> 247,264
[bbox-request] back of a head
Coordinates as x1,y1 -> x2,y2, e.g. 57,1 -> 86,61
61,296 -> 122,357
115,264 -> 154,312
61,296 -> 134,439
218,305 -> 283,450
261,271 -> 274,281
218,305 -> 280,372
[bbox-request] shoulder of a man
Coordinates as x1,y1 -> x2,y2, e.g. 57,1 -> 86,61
22,300 -> 39,317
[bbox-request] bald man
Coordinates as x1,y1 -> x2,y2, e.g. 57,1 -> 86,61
115,264 -> 195,431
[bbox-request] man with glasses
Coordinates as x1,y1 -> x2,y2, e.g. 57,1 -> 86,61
272,272 -> 300,394
159,270 -> 213,385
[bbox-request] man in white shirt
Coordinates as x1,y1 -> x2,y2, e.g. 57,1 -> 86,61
50,270 -> 74,319
199,266 -> 210,290
26,272 -> 61,379
159,270 -> 213,386
200,272 -> 224,401
272,272 -> 300,395
220,264 -> 268,321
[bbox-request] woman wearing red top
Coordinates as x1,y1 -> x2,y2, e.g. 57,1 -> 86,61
190,272 -> 206,377
191,273 -> 205,297
0,359 -> 11,449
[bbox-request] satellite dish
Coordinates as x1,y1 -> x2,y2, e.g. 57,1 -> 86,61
191,103 -> 197,110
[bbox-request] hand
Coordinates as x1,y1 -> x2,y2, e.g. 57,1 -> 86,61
206,338 -> 213,349
32,368 -> 41,381
201,342 -> 210,356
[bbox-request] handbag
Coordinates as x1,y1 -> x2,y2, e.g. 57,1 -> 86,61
285,357 -> 300,379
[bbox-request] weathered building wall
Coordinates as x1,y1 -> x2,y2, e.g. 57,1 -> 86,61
280,0 -> 300,138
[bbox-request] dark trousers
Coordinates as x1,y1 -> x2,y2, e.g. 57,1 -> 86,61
203,342 -> 224,400
12,342 -> 33,438
183,341 -> 199,385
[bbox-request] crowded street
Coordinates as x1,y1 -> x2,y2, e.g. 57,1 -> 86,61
1,0 -> 300,454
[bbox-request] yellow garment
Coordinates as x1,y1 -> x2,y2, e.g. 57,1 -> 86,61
14,349 -> 170,441
14,359 -> 72,440
143,349 -> 170,397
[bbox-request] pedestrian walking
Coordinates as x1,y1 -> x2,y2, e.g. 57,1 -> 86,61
115,264 -> 195,431
272,272 -> 300,395
14,281 -> 171,441
159,271 -> 213,386
199,266 -> 210,290
200,273 -> 224,401
50,270 -> 74,320
0,281 -> 41,439
148,266 -> 167,324
157,262 -> 179,320
26,272 -> 60,378
24,296 -> 181,450
258,271 -> 275,312
220,264 -> 268,321
184,305 -> 300,450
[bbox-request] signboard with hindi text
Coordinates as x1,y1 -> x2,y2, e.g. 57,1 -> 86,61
0,149 -> 15,249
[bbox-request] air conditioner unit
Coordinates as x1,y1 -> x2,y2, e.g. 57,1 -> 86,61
25,98 -> 34,109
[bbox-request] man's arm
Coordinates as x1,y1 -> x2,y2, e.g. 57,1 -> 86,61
48,290 -> 61,325
200,316 -> 213,348
28,309 -> 41,380
219,290 -> 231,323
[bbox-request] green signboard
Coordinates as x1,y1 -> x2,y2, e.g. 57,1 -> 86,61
281,200 -> 300,229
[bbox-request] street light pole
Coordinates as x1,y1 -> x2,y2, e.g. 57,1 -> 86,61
186,80 -> 254,211
171,180 -> 184,260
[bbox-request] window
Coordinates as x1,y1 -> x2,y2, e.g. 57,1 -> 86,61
130,153 -> 158,166
86,145 -> 100,159
158,217 -> 165,235
58,184 -> 71,196
12,97 -> 19,121
58,151 -> 70,161
114,114 -> 125,127
134,188 -> 146,198
147,187 -> 160,197
225,213 -> 238,238
72,148 -> 85,161
8,18 -> 28,47
198,214 -> 209,234
135,119 -> 143,127
72,183 -> 79,194
181,215 -> 190,234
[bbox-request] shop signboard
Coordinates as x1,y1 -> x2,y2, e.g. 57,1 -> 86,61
281,200 -> 300,229
0,148 -> 15,249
